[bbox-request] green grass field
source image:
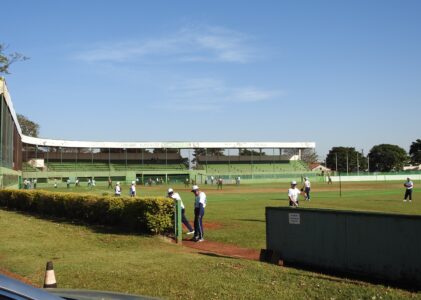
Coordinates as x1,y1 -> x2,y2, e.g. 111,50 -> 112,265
1,181 -> 420,299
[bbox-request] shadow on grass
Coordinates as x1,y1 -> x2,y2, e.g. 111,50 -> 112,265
0,207 -> 155,237
279,260 -> 421,292
234,218 -> 265,223
197,252 -> 239,260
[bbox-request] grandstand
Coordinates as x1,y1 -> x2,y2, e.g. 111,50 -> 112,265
0,78 -> 316,187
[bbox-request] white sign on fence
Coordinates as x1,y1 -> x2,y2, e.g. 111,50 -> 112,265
288,213 -> 301,225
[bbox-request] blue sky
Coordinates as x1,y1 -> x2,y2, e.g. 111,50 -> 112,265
1,0 -> 420,158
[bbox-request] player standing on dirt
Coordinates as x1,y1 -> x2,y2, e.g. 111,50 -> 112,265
191,185 -> 206,242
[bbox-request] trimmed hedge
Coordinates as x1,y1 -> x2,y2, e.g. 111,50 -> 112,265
0,189 -> 174,234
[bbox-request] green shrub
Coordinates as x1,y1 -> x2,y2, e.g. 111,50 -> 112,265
0,189 -> 174,234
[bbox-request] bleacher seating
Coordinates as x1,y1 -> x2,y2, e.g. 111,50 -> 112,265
112,163 -> 187,171
40,162 -> 187,172
201,161 -> 309,175
22,163 -> 38,172
47,162 -> 110,172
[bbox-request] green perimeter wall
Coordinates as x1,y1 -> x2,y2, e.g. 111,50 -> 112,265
329,173 -> 421,182
266,207 -> 421,288
21,169 -> 324,186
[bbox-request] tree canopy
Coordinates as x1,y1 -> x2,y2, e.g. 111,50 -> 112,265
17,114 -> 39,137
153,148 -> 179,154
325,147 -> 367,173
368,144 -> 408,172
409,139 -> 421,165
239,149 -> 265,156
192,148 -> 225,163
0,44 -> 29,75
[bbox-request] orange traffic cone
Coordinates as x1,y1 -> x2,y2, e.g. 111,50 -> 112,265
43,261 -> 57,288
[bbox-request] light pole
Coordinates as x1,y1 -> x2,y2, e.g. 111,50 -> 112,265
368,154 -> 370,174
357,152 -> 360,176
335,152 -> 338,173
346,152 -> 349,175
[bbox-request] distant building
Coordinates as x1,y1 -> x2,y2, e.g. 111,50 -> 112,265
403,164 -> 421,171
309,163 -> 331,172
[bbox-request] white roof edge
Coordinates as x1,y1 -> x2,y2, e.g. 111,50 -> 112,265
22,135 -> 316,149
0,78 -> 23,136
2,79 -> 316,150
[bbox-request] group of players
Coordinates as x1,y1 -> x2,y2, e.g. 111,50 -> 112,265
288,177 -> 415,207
115,176 -> 415,241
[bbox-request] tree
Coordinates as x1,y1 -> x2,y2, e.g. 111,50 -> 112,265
325,147 -> 367,173
153,148 -> 179,153
301,149 -> 318,164
0,44 -> 29,75
368,144 -> 408,172
192,148 -> 225,163
17,114 -> 39,137
239,149 -> 265,156
409,139 -> 421,165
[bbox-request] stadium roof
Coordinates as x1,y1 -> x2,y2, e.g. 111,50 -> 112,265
0,78 -> 22,136
21,136 -> 315,149
2,79 -> 315,150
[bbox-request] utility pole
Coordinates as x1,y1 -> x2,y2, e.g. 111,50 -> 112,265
357,152 -> 360,176
346,152 -> 349,175
335,153 -> 338,173
368,154 -> 370,174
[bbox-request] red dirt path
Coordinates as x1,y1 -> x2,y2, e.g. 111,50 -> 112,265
0,268 -> 35,286
182,239 -> 260,261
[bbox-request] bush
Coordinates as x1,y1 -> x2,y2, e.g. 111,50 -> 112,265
0,189 -> 174,234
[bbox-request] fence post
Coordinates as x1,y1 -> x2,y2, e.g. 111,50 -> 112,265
175,199 -> 182,244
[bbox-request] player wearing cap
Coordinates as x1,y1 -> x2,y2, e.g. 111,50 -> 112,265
403,178 -> 414,202
191,185 -> 206,242
130,181 -> 136,197
302,177 -> 311,201
168,188 -> 194,235
288,181 -> 301,207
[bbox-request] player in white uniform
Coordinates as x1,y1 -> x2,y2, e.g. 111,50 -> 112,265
115,182 -> 121,196
288,181 -> 301,207
191,185 -> 206,242
168,188 -> 194,234
303,177 -> 311,201
130,181 -> 136,197
403,178 -> 414,202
